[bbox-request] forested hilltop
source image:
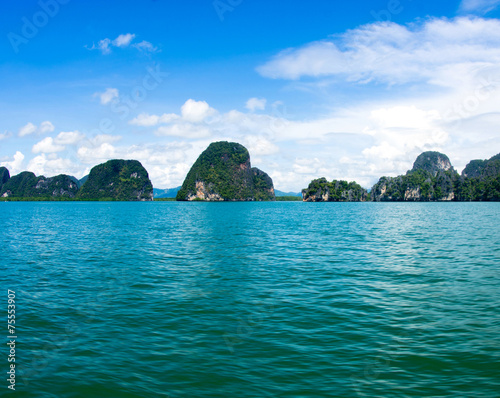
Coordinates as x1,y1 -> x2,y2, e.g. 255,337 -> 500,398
176,141 -> 275,201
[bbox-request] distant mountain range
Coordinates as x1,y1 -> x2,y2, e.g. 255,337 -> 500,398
153,187 -> 181,198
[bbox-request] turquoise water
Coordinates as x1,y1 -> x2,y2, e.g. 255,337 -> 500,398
1,202 -> 499,397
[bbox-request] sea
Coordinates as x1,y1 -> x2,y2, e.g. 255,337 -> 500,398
1,201 -> 499,398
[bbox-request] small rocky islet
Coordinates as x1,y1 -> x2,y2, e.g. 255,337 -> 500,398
0,142 -> 499,201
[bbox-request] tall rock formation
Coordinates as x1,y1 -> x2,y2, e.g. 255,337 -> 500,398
77,159 -> 153,201
176,141 -> 275,201
0,167 -> 10,191
371,151 -> 460,201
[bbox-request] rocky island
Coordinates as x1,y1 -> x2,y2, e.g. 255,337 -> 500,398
370,151 -> 459,201
1,146 -> 499,202
0,167 -> 79,199
77,159 -> 153,201
0,159 -> 153,201
301,151 -> 500,202
302,178 -> 368,202
176,141 -> 275,201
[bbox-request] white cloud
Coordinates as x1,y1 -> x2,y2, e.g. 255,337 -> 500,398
459,0 -> 500,14
246,98 -> 267,112
133,40 -> 158,53
27,154 -> 79,177
113,33 -> 135,47
97,38 -> 111,54
181,99 -> 217,123
0,151 -> 25,175
55,131 -> 85,145
32,137 -> 65,154
0,131 -> 12,140
19,121 -> 54,137
18,122 -> 37,137
88,34 -> 157,55
97,88 -> 119,105
77,143 -> 117,163
39,121 -> 55,134
257,17 -> 500,88
243,135 -> 279,156
156,124 -> 212,139
129,112 -> 179,126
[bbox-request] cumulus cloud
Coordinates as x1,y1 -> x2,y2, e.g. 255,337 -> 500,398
96,88 -> 119,105
55,131 -> 85,145
459,0 -> 500,14
181,99 -> 217,123
27,154 -> 80,178
257,17 -> 500,88
0,151 -> 25,175
246,97 -> 267,112
32,137 -> 65,154
19,121 -> 54,137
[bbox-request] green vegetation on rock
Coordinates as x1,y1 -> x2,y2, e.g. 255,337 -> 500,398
454,154 -> 500,201
302,177 -> 368,202
0,170 -> 79,199
176,141 -> 275,201
77,159 -> 153,201
371,151 -> 500,202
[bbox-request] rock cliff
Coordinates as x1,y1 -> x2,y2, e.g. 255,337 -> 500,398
0,167 -> 10,190
176,141 -> 275,201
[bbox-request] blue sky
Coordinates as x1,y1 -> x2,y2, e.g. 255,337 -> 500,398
1,0 -> 500,190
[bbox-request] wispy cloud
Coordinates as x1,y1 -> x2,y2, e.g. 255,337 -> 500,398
132,40 -> 159,53
87,33 -> 157,55
246,98 -> 267,112
0,131 -> 12,141
257,17 -> 500,88
459,0 -> 500,14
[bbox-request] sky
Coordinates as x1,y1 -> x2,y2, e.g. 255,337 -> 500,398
1,0 -> 500,191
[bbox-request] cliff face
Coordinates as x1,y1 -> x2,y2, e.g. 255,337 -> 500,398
77,159 -> 153,201
371,151 -> 460,202
411,151 -> 454,176
302,178 -> 368,202
0,167 -> 10,190
176,141 -> 275,201
0,170 -> 80,199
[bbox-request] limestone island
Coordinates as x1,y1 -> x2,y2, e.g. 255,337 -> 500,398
176,141 -> 275,201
